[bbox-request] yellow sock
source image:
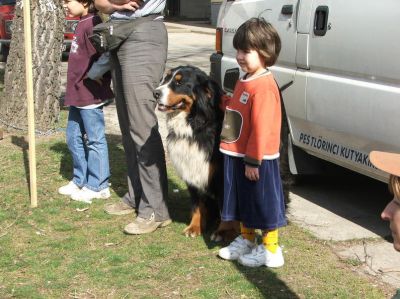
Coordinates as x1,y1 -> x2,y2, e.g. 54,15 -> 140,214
240,223 -> 255,242
262,229 -> 279,253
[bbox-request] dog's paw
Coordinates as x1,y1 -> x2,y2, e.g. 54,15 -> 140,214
211,221 -> 240,242
211,229 -> 239,242
183,225 -> 202,238
210,232 -> 223,242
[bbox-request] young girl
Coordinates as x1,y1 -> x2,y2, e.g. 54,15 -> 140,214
58,0 -> 114,203
218,18 -> 286,268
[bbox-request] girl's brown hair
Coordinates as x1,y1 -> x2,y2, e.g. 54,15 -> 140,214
389,175 -> 400,199
233,17 -> 281,67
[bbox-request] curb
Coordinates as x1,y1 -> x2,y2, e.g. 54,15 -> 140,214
165,22 -> 215,35
167,27 -> 191,33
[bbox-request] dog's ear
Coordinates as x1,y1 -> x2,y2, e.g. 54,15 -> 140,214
189,77 -> 224,128
205,79 -> 223,106
192,70 -> 223,108
194,72 -> 222,99
193,80 -> 210,105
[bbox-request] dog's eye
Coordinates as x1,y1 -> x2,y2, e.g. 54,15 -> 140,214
174,74 -> 183,86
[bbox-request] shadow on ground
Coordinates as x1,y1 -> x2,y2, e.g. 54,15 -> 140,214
291,166 -> 391,239
11,135 -> 30,193
48,132 -> 299,298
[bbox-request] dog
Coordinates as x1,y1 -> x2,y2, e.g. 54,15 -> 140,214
154,65 -> 239,241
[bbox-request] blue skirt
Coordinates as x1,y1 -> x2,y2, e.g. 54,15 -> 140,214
221,154 -> 287,230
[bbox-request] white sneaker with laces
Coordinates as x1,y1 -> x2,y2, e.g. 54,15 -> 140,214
238,244 -> 284,268
218,236 -> 255,260
70,187 -> 111,204
58,181 -> 80,196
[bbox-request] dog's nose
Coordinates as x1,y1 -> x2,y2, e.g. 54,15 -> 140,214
153,89 -> 161,100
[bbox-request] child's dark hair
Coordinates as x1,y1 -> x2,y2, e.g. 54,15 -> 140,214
77,0 -> 97,13
233,18 -> 281,67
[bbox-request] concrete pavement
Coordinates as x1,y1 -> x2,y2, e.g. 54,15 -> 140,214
164,21 -> 215,35
289,189 -> 400,288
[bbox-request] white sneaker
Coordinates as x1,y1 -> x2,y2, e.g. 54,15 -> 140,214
238,244 -> 284,268
70,187 -> 111,204
58,181 -> 80,196
218,236 -> 255,260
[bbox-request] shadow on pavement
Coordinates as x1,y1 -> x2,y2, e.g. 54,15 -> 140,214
291,166 -> 391,239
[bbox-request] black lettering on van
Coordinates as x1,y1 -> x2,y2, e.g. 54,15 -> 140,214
354,151 -> 361,163
362,154 -> 368,165
343,147 -> 350,159
333,144 -> 339,155
311,136 -> 316,147
299,133 -> 305,143
321,140 -> 326,150
316,138 -> 322,149
350,149 -> 355,161
299,133 -> 311,145
356,153 -> 362,164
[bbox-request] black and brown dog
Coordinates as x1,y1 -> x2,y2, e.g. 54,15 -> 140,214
154,65 -> 239,241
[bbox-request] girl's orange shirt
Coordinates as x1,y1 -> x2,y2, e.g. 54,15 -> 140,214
219,72 -> 282,166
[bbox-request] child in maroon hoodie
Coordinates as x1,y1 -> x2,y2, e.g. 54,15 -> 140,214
58,0 -> 114,204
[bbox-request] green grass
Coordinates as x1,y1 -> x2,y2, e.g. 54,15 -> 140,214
0,119 -> 393,298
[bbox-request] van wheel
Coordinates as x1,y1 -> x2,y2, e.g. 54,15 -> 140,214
280,106 -> 296,206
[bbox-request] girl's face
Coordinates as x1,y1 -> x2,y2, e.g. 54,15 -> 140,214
64,0 -> 88,17
236,49 -> 266,77
381,198 -> 400,251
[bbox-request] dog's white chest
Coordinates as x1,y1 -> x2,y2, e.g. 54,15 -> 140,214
167,138 -> 210,191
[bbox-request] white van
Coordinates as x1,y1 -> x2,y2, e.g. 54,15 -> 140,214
210,0 -> 400,182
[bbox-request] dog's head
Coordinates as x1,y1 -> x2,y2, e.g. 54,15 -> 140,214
154,65 -> 222,115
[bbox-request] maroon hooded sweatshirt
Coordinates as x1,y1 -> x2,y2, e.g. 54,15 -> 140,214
64,13 -> 113,107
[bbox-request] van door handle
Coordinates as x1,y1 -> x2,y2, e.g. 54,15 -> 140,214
314,6 -> 329,36
281,5 -> 293,15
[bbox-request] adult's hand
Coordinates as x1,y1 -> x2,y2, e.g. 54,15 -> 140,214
95,0 -> 141,14
117,1 -> 140,11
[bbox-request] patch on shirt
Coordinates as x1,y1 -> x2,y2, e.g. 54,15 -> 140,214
239,91 -> 250,104
220,109 -> 243,143
71,36 -> 78,54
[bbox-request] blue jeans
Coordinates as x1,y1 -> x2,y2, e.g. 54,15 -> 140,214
66,106 -> 110,192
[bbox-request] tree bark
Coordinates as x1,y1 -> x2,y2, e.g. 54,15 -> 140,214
0,0 -> 64,132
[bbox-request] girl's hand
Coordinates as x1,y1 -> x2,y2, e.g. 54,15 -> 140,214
245,165 -> 259,181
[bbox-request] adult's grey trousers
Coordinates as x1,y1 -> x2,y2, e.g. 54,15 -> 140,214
110,18 -> 170,222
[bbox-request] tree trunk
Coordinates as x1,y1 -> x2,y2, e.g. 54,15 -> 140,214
0,0 -> 64,132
